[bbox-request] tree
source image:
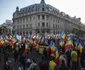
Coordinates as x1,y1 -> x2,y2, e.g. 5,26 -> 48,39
0,26 -> 10,35
72,28 -> 79,34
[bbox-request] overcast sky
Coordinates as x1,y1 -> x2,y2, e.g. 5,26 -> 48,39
0,0 -> 85,24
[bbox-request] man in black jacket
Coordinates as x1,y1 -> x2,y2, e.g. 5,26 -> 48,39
59,60 -> 69,70
80,49 -> 85,69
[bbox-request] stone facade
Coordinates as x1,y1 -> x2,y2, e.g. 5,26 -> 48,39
12,0 -> 85,35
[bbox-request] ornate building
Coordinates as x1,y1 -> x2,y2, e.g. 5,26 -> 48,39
13,0 -> 85,35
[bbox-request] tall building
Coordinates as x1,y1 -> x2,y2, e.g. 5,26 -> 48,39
13,0 -> 85,35
1,20 -> 13,34
1,20 -> 12,29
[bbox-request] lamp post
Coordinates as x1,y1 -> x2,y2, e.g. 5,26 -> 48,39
11,26 -> 13,35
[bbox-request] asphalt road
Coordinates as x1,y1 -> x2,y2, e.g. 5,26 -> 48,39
9,49 -> 42,70
0,49 -> 85,70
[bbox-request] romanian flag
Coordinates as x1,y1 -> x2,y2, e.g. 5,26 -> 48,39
78,40 -> 85,53
36,44 -> 39,52
44,37 -> 48,45
75,39 -> 79,47
49,40 -> 53,48
65,40 -> 73,50
55,47 -> 59,65
29,39 -> 33,46
12,38 -> 17,43
24,42 -> 29,53
51,43 -> 56,55
61,31 -> 67,42
78,43 -> 83,53
33,41 -> 36,47
14,35 -> 19,42
80,40 -> 85,48
68,35 -> 73,41
59,39 -> 64,47
40,37 -> 44,44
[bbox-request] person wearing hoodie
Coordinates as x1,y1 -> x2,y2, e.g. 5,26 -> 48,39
59,52 -> 67,67
28,58 -> 37,70
26,58 -> 31,70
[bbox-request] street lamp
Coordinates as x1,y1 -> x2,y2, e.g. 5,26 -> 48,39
11,26 -> 13,35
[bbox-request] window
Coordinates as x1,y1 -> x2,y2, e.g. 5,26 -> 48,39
53,24 -> 55,28
23,25 -> 25,28
17,19 -> 19,24
35,8 -> 37,11
33,17 -> 35,19
56,24 -> 57,28
20,18 -> 22,23
30,17 -> 31,22
26,24 -> 28,27
23,18 -> 24,23
42,22 -> 45,27
20,25 -> 22,28
38,23 -> 40,26
47,15 -> 49,20
38,15 -> 40,20
57,25 -> 59,28
30,24 -> 32,27
42,15 -> 45,20
47,23 -> 48,27
38,31 -> 40,33
42,8 -> 44,11
13,25 -> 15,29
26,17 -> 28,22
17,25 -> 19,28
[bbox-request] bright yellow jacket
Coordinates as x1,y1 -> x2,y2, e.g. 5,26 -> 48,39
49,60 -> 56,70
71,50 -> 77,62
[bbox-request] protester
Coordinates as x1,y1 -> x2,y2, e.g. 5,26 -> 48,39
43,47 -> 48,60
80,48 -> 85,69
71,48 -> 78,70
59,60 -> 69,70
65,48 -> 71,67
39,55 -> 49,70
28,58 -> 37,70
48,47 -> 51,59
0,33 -> 85,70
19,53 -> 26,70
59,52 -> 67,67
49,54 -> 56,70
14,49 -> 19,62
18,63 -> 23,70
26,58 -> 31,70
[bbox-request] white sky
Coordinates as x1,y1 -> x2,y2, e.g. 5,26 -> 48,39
47,0 -> 85,24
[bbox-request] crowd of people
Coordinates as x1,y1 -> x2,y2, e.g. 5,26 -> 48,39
0,33 -> 85,70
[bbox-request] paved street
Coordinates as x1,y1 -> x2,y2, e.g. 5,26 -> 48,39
8,49 -> 42,70
0,49 -> 85,70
